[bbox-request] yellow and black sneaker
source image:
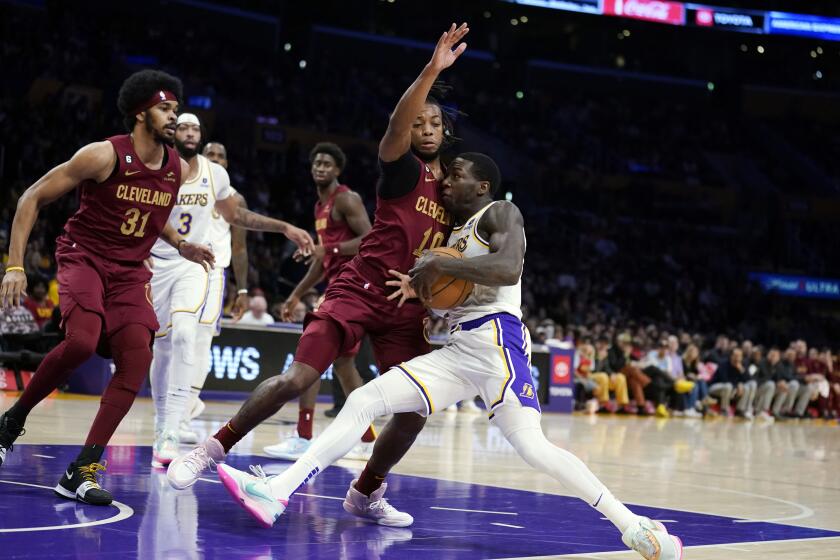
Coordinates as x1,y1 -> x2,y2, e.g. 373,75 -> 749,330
0,412 -> 25,468
54,460 -> 113,506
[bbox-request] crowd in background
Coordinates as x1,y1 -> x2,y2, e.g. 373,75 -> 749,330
2,2 -> 840,418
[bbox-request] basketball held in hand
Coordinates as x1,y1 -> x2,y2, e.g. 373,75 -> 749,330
426,246 -> 473,309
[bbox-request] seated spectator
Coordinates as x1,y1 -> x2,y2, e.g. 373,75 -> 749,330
816,349 -> 838,419
642,338 -> 681,418
574,342 -> 600,413
754,348 -> 780,421
710,348 -> 752,418
590,336 -> 631,413
771,348 -> 800,419
238,295 -> 274,326
22,278 -> 55,329
791,345 -> 826,418
682,343 -> 710,416
608,333 -> 653,415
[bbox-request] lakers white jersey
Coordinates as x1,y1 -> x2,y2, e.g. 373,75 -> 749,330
440,201 -> 524,325
152,155 -> 234,259
207,185 -> 237,268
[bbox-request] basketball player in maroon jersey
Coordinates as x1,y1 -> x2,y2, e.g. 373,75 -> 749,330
263,142 -> 375,461
0,70 -> 211,505
168,24 -> 470,527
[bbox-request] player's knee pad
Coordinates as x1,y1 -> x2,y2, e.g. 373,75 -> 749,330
171,313 -> 200,365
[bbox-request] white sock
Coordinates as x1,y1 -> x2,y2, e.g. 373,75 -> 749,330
164,313 -> 199,433
269,371 -> 424,500
150,334 -> 173,435
184,325 -> 214,422
496,406 -> 638,534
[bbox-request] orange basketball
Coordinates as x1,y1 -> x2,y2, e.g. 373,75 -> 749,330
426,246 -> 474,309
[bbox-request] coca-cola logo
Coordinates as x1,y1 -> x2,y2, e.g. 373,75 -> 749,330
605,0 -> 685,25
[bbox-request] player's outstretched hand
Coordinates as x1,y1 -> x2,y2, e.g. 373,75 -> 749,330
286,225 -> 315,257
429,22 -> 469,72
409,254 -> 443,304
0,269 -> 27,308
231,292 -> 249,322
280,295 -> 301,322
386,269 -> 417,307
293,244 -> 325,265
180,242 -> 215,272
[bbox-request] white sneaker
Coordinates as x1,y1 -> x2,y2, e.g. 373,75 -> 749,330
459,399 -> 482,414
343,441 -> 374,461
444,403 -> 458,413
343,478 -> 414,527
683,408 -> 702,418
189,398 -> 206,421
152,430 -> 180,468
263,436 -> 311,460
622,519 -> 683,559
167,437 -> 226,490
758,411 -> 775,423
179,420 -> 199,445
217,463 -> 286,529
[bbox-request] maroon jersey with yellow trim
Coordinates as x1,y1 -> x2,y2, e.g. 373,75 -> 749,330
315,184 -> 358,283
346,155 -> 451,297
63,134 -> 181,263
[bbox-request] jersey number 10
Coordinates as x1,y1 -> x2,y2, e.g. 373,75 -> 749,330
412,227 -> 446,257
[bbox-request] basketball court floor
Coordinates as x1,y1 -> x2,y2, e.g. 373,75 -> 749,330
1,392 -> 838,559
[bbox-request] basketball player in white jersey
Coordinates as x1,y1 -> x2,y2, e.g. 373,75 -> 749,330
213,152 -> 683,559
150,113 -> 313,467
173,141 -> 250,444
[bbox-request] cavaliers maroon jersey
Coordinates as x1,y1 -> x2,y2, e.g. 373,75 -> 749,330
63,134 -> 181,263
315,184 -> 357,283
349,155 -> 451,287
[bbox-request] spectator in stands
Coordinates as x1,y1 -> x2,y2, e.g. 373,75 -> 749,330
754,348 -> 780,422
682,343 -> 709,416
22,278 -> 55,330
643,338 -> 679,418
608,333 -> 652,415
704,335 -> 730,365
590,335 -> 631,413
791,345 -> 825,418
816,349 -> 837,419
574,342 -> 600,413
709,347 -> 748,417
238,295 -> 274,326
772,348 -> 801,419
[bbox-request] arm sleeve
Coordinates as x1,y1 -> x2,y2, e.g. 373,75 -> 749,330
377,151 -> 422,200
211,162 -> 235,201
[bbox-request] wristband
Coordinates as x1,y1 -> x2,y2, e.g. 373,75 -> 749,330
5,266 -> 24,273
237,289 -> 249,295
177,239 -> 186,254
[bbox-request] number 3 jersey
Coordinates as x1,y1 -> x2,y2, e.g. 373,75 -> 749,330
63,134 -> 181,263
151,153 -> 234,259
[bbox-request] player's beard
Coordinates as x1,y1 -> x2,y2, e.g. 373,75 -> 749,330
145,115 -> 175,147
175,137 -> 198,159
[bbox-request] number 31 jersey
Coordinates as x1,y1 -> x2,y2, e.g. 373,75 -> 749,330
63,134 -> 181,263
151,154 -> 234,259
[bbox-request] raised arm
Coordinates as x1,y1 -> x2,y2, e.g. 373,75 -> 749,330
410,201 -> 525,302
1,141 -> 115,307
378,23 -> 468,162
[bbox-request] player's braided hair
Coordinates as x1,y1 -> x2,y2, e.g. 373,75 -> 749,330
117,69 -> 183,131
426,81 -> 464,150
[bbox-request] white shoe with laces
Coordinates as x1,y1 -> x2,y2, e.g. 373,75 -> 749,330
152,430 -> 180,468
217,463 -> 286,529
179,420 -> 199,445
623,517 -> 683,559
343,478 -> 414,527
263,435 -> 311,460
167,436 -> 226,490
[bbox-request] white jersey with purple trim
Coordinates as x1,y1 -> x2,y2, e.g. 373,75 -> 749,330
434,201 -> 524,326
152,154 -> 234,259
207,185 -> 237,269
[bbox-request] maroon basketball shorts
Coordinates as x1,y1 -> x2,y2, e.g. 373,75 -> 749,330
55,236 -> 159,338
295,268 -> 430,375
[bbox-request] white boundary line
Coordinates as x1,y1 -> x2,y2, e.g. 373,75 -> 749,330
0,479 -> 134,533
491,522 -> 525,529
431,506 -> 518,515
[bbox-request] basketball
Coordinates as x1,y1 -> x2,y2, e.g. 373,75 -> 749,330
426,246 -> 473,309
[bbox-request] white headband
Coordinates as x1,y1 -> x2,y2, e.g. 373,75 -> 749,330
177,113 -> 201,126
